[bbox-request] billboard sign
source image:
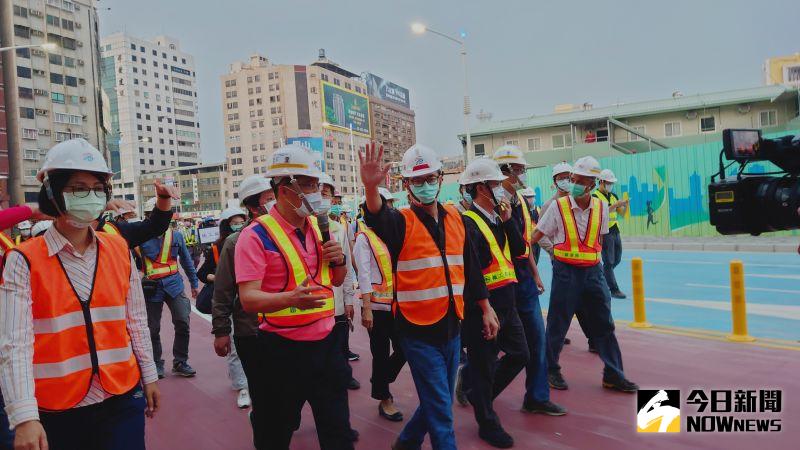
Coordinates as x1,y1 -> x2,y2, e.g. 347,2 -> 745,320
287,137 -> 325,171
321,81 -> 371,137
365,73 -> 410,109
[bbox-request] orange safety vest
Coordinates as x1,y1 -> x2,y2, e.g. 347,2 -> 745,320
13,233 -> 140,411
356,221 -> 393,308
101,222 -> 121,236
255,214 -> 334,328
516,191 -> 535,259
395,205 -> 465,326
553,196 -> 603,267
211,243 -> 220,264
0,233 -> 16,283
143,230 -> 179,279
462,210 -> 517,290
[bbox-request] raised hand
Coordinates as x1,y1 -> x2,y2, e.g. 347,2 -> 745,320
154,179 -> 180,200
358,141 -> 390,190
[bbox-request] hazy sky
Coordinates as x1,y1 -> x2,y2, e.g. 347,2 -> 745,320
99,0 -> 800,162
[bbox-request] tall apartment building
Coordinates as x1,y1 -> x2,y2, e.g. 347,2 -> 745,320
365,72 -> 416,171
100,33 -> 201,204
0,0 -> 105,205
220,50 -> 373,200
138,162 -> 227,217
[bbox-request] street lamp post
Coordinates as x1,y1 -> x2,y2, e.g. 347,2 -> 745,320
411,23 -> 472,165
348,123 -> 358,212
0,42 -> 58,53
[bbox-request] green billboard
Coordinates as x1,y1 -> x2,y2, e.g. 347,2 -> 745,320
321,81 -> 371,137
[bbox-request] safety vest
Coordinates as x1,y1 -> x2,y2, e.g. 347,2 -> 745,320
254,214 -> 334,328
211,243 -> 220,264
101,222 -> 121,236
0,232 -> 15,253
356,221 -> 393,307
395,205 -> 465,326
13,233 -> 140,411
516,191 -> 535,259
184,229 -> 197,246
143,230 -> 179,279
594,190 -> 619,230
462,210 -> 517,290
553,196 -> 603,267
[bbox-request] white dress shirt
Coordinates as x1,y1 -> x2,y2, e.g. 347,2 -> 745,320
0,226 -> 157,428
536,195 -> 609,247
330,219 -> 355,316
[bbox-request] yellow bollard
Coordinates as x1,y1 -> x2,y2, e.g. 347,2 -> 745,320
727,260 -> 755,342
629,257 -> 652,328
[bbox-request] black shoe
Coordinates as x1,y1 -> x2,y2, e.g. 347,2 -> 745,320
347,351 -> 360,361
611,290 -> 627,299
349,429 -> 359,442
379,404 -> 404,422
603,378 -> 639,393
172,361 -> 196,377
156,365 -> 165,379
563,337 -> 571,345
455,365 -> 469,406
478,427 -> 514,449
347,377 -> 361,390
548,372 -> 569,390
521,399 -> 567,416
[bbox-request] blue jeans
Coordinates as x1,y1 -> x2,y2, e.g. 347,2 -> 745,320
39,386 -> 146,450
515,273 -> 551,403
398,334 -> 460,450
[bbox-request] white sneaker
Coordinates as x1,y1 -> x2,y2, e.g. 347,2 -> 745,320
237,389 -> 251,409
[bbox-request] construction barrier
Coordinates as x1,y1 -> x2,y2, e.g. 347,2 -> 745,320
629,257 -> 652,328
727,260 -> 755,342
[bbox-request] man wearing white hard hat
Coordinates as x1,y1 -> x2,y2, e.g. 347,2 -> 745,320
538,162 -> 573,258
530,156 -> 638,393
235,144 -> 354,449
210,175 -> 273,448
360,142 -> 498,450
0,138 -> 160,449
593,169 -> 628,299
458,157 -> 531,447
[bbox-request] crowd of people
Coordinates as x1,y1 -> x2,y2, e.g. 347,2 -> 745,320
0,137 -> 635,450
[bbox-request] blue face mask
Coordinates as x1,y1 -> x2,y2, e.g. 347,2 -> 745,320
409,181 -> 440,205
462,191 -> 473,203
230,223 -> 244,232
330,204 -> 342,216
570,181 -> 594,199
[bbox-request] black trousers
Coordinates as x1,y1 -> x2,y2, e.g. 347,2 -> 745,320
367,310 -> 406,400
463,305 -> 529,431
256,330 -> 354,450
234,335 -> 262,448
602,227 -> 623,292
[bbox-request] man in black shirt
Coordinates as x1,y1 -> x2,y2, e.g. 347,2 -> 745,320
97,179 -> 177,248
360,143 -> 498,450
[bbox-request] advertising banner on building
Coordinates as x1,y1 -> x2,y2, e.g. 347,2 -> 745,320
321,82 -> 371,137
365,73 -> 411,109
287,137 -> 325,171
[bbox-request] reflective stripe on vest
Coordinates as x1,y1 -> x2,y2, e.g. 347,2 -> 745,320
462,210 -> 518,290
594,190 -> 618,229
254,214 -> 334,328
15,233 -> 140,411
144,230 -> 179,279
101,222 -> 120,236
516,191 -> 534,258
0,233 -> 15,252
395,205 -> 465,326
356,221 -> 393,305
553,196 -> 602,267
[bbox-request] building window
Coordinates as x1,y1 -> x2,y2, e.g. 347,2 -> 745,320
629,125 -> 646,142
551,133 -> 573,150
664,121 -> 681,137
527,137 -> 541,151
700,116 -> 715,133
13,5 -> 28,17
49,54 -> 62,65
17,66 -> 32,79
505,139 -> 519,146
18,87 -> 34,99
22,128 -> 38,140
474,143 -> 485,157
759,110 -> 777,127
51,92 -> 65,104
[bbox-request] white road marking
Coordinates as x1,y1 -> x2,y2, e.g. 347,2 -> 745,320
624,258 -> 800,269
643,297 -> 800,321
685,283 -> 800,295
747,273 -> 800,281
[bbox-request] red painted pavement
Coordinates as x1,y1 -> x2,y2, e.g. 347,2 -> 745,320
146,304 -> 798,450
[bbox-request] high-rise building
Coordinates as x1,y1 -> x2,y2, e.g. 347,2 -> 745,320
100,33 -> 201,206
0,56 -> 9,209
0,0 -> 106,205
138,162 -> 228,217
220,50 -> 374,201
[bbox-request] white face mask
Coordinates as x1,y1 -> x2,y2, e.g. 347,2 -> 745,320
491,186 -> 508,205
317,198 -> 332,215
295,191 -> 323,218
556,179 -> 571,193
263,200 -> 276,214
62,192 -> 106,228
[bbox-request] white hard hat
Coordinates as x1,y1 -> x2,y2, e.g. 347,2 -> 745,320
458,157 -> 507,185
238,175 -> 272,201
378,187 -> 393,200
17,220 -> 32,230
492,145 -> 527,167
400,144 -> 443,178
571,156 -> 602,178
220,206 -> 246,221
264,144 -> 322,179
519,187 -> 535,198
552,162 -> 572,178
318,172 -> 337,191
599,169 -> 618,183
31,220 -> 52,236
37,138 -> 112,182
144,197 -> 157,211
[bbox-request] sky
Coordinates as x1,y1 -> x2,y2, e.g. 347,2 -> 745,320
99,0 -> 800,162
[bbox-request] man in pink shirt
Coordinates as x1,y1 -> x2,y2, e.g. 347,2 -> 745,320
236,144 -> 355,450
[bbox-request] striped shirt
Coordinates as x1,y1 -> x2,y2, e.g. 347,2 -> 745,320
0,226 -> 157,428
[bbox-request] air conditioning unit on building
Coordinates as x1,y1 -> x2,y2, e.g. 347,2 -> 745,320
39,129 -> 51,136
77,59 -> 84,66
32,69 -> 46,77
35,109 -> 48,116
29,10 -> 43,17
685,111 -> 698,120
76,41 -> 83,47
30,30 -> 44,37
737,104 -> 751,114
75,22 -> 81,28
79,96 -> 87,103
33,89 -> 48,96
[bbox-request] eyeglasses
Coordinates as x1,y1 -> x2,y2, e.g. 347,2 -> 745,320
63,184 -> 107,198
408,174 -> 440,187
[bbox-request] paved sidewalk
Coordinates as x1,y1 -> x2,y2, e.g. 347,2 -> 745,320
624,235 -> 799,253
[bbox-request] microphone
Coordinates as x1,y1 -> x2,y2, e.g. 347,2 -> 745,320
316,213 -> 331,243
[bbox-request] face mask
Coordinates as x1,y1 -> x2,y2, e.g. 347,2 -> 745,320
462,192 -> 473,204
230,223 -> 244,232
570,182 -> 590,199
295,190 -> 323,218
491,186 -> 507,205
409,181 -> 439,205
62,192 -> 106,228
556,179 -> 571,193
330,204 -> 342,216
318,197 -> 332,214
263,200 -> 276,213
